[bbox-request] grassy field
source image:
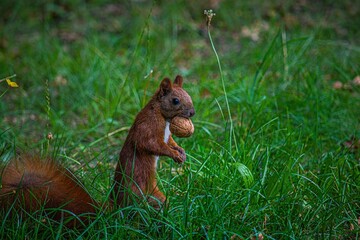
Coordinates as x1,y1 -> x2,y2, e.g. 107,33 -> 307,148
1,0 -> 360,239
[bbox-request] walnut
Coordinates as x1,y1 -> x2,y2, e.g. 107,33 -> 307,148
170,117 -> 194,138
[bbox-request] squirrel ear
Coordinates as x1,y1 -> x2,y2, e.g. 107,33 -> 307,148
159,77 -> 173,97
174,75 -> 183,88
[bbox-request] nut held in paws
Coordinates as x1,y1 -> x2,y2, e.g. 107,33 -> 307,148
170,117 -> 194,138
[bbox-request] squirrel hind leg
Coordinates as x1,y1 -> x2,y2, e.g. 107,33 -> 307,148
114,184 -> 166,209
147,187 -> 166,209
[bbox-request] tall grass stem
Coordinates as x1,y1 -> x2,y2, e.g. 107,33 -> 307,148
205,10 -> 234,151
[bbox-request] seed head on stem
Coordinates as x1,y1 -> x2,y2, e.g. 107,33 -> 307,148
204,9 -> 216,27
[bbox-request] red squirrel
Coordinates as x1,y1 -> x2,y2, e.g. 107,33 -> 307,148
0,75 -> 195,227
112,75 -> 195,207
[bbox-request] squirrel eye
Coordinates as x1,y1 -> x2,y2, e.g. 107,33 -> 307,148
172,98 -> 180,105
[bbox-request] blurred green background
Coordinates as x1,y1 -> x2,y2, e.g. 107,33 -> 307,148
0,0 -> 359,238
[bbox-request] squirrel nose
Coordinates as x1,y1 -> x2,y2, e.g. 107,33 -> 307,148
188,108 -> 195,118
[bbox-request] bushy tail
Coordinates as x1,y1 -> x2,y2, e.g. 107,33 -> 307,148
0,155 -> 97,228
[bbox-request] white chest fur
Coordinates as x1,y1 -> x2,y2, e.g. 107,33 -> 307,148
155,121 -> 171,168
164,121 -> 171,143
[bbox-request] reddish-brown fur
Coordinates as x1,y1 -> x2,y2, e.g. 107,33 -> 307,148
112,75 -> 195,206
0,75 -> 195,226
0,155 -> 97,228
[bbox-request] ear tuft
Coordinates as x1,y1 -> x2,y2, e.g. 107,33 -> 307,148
174,75 -> 183,88
159,78 -> 172,97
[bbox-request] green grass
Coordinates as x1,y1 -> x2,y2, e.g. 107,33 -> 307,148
1,0 -> 360,239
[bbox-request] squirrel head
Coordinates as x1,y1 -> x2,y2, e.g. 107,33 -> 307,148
157,75 -> 195,120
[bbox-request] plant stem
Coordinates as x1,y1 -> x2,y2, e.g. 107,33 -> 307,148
206,12 -> 234,151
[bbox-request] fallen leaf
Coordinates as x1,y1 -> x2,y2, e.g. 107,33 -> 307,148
241,21 -> 269,42
251,233 -> 264,240
200,88 -> 212,98
54,75 -> 68,86
342,136 -> 360,152
230,234 -> 242,240
353,76 -> 360,86
210,0 -> 222,8
333,81 -> 343,89
6,78 -> 19,88
350,223 -> 354,231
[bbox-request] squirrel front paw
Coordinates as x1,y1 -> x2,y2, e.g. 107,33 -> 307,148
172,146 -> 186,163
